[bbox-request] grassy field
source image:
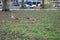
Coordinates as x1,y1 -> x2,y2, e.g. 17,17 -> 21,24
0,10 -> 60,40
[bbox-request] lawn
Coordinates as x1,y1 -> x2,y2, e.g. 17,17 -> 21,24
0,10 -> 60,40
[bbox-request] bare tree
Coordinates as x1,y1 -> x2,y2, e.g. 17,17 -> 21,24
42,0 -> 44,8
21,0 -> 24,8
2,0 -> 9,11
55,0 -> 58,7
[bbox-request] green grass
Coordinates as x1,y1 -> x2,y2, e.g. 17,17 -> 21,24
0,10 -> 60,40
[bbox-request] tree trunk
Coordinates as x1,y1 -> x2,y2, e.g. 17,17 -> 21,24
55,0 -> 58,7
42,0 -> 44,8
2,0 -> 9,11
21,0 -> 24,9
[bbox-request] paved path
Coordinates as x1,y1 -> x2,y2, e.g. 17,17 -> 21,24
0,9 -> 59,11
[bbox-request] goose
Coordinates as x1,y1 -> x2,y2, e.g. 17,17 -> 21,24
11,16 -> 19,20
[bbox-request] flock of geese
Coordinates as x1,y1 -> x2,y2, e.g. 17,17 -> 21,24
11,15 -> 36,21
